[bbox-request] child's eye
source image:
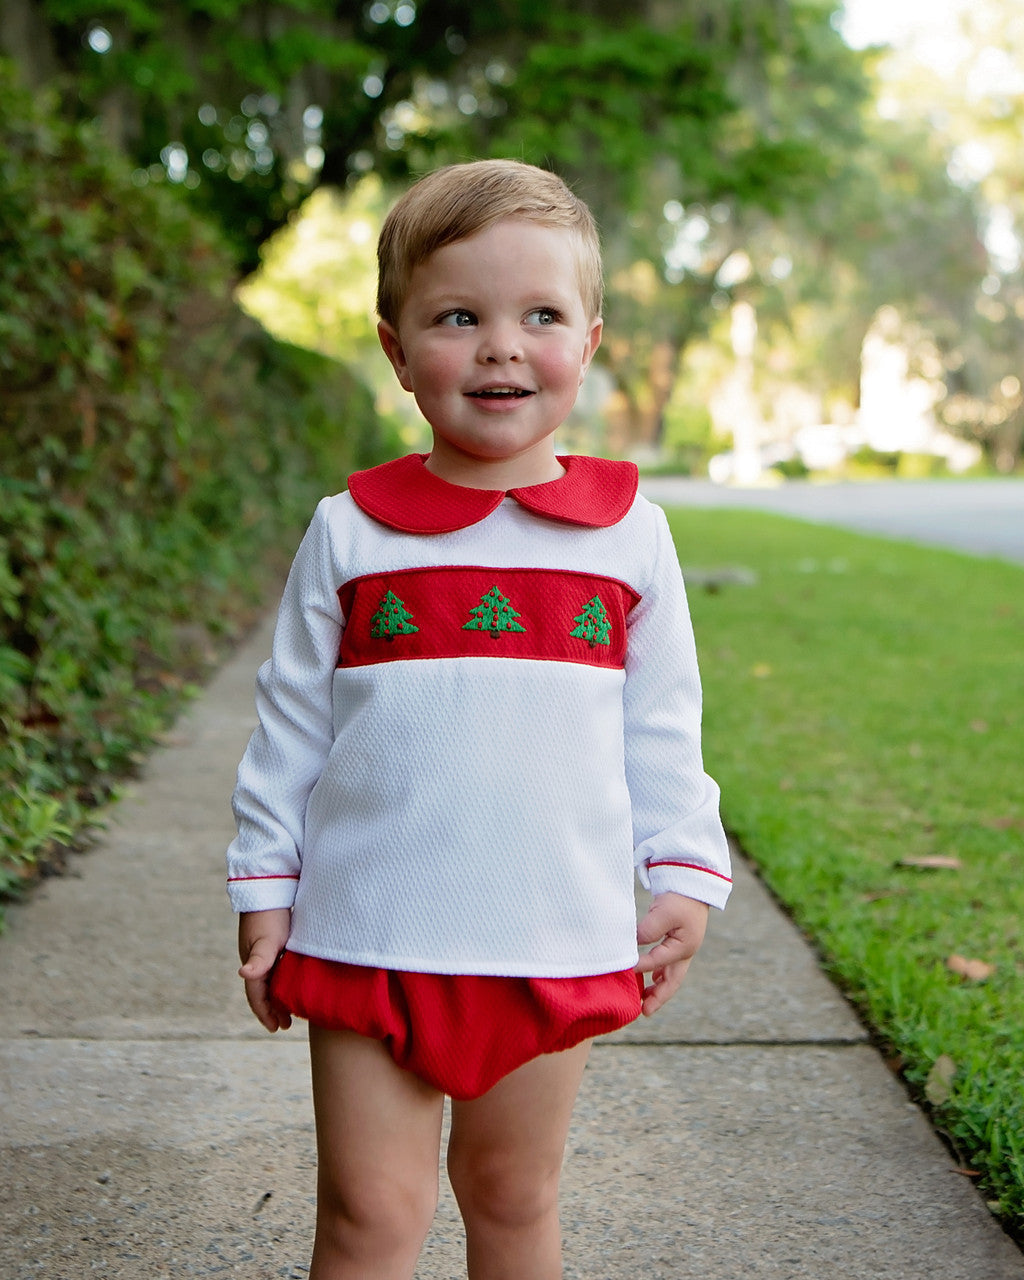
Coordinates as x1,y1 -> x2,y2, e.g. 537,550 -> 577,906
438,310 -> 476,327
526,307 -> 559,326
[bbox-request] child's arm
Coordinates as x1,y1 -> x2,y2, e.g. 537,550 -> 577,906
228,500 -> 349,1027
622,502 -> 730,1014
227,497 -> 342,910
635,892 -> 709,1016
625,504 -> 733,910
238,908 -> 293,1032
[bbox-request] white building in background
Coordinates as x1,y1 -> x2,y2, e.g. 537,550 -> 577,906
858,321 -> 938,453
856,307 -> 981,471
708,304 -> 982,483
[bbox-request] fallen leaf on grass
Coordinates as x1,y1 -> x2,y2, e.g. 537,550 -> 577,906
862,886 -> 909,903
898,855 -> 963,870
925,1054 -> 957,1106
946,954 -> 996,982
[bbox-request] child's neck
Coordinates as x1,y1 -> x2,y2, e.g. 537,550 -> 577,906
424,443 -> 566,490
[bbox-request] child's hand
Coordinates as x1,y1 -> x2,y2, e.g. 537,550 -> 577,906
635,892 -> 710,1017
238,908 -> 293,1032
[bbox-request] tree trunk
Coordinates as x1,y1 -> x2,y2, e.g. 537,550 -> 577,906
0,0 -> 59,88
601,337 -> 682,454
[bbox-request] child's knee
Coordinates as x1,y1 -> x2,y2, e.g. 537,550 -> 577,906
447,1146 -> 561,1229
318,1168 -> 438,1251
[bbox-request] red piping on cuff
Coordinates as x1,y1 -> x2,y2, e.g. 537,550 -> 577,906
646,860 -> 733,884
227,874 -> 300,883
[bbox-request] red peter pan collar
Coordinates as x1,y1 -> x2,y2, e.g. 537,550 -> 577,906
347,453 -> 639,534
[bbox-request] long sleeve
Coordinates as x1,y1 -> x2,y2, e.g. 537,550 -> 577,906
226,498 -> 343,912
624,505 -> 732,909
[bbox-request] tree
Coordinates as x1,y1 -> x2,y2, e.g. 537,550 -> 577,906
3,0 -> 874,291
2,0 -> 460,267
370,590 -> 419,639
463,587 -> 526,638
752,110 -> 986,416
570,596 -> 611,647
841,0 -> 1024,470
16,1 -> 938,460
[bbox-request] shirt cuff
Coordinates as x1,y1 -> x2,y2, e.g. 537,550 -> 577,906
226,875 -> 299,913
641,859 -> 732,910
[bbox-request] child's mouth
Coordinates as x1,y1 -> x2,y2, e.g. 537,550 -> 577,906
467,387 -> 533,400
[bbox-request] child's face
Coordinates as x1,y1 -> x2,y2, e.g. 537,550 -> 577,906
378,218 -> 602,485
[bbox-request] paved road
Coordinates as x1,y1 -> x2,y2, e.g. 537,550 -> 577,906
640,477 -> 1024,564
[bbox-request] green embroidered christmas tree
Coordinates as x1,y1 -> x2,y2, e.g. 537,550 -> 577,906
570,595 -> 611,646
370,590 -> 419,640
463,586 -> 526,638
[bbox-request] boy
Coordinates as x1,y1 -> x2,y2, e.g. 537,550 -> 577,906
228,159 -> 731,1280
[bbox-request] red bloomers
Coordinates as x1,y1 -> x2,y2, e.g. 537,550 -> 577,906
270,950 -> 643,1100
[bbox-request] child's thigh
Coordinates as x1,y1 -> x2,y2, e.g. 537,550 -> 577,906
447,1040 -> 591,1190
309,1024 -> 445,1206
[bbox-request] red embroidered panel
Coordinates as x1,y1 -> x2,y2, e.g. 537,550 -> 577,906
337,566 -> 640,669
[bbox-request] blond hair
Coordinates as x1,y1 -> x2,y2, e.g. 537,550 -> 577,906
376,159 -> 603,326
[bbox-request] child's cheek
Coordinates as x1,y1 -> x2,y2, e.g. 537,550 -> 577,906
422,343 -> 465,392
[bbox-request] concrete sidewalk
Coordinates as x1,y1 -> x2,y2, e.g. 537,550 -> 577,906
2,615 -> 1022,1279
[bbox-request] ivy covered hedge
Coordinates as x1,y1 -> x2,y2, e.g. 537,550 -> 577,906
0,63 -> 392,901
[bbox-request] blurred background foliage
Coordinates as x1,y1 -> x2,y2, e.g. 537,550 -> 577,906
5,0 -> 1022,470
0,60 -> 389,893
1,0 -> 1023,889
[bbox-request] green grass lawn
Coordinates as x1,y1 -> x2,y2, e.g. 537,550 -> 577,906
664,506 -> 1024,1234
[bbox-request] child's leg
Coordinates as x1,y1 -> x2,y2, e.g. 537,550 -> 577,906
446,1040 -> 591,1280
308,1024 -> 445,1280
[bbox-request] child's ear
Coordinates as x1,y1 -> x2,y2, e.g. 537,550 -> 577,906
377,320 -> 413,391
579,317 -> 603,384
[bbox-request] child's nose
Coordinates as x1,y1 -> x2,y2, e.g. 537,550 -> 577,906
478,322 -> 523,363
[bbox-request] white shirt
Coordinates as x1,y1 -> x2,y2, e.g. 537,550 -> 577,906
226,455 -> 731,976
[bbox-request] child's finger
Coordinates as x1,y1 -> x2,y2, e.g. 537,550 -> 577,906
635,899 -> 677,946
238,954 -> 271,980
244,976 -> 292,1032
634,930 -> 698,972
634,946 -> 674,973
639,960 -> 690,1015
238,936 -> 283,980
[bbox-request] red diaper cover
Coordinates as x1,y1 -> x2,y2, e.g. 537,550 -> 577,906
270,950 -> 643,1100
